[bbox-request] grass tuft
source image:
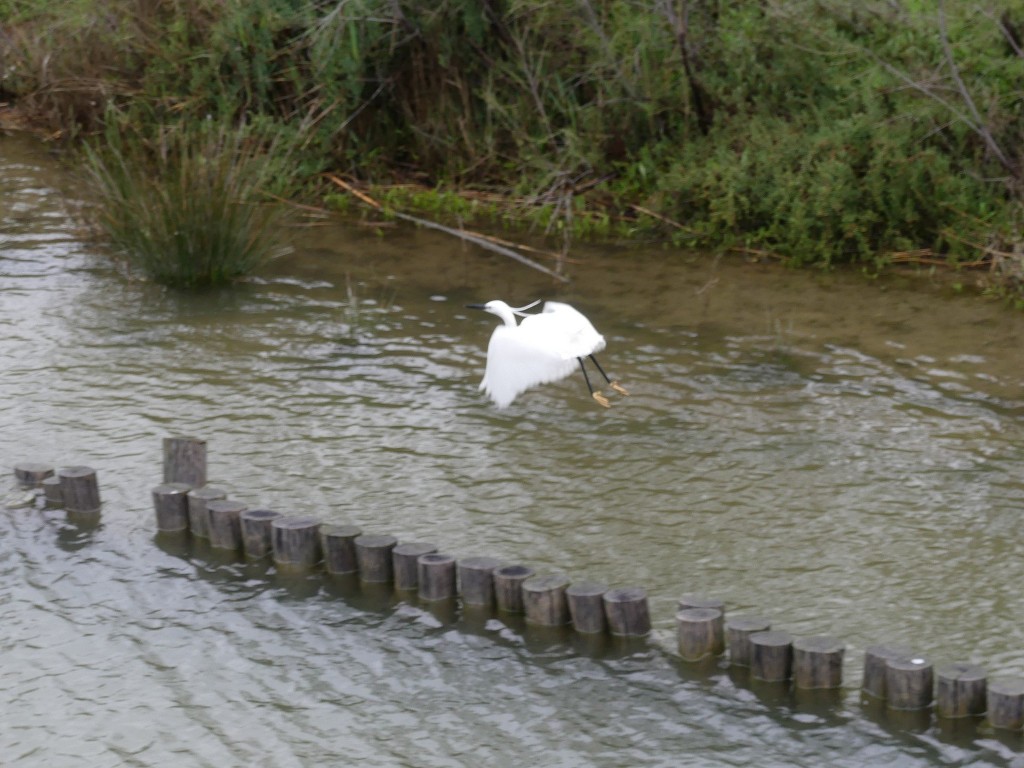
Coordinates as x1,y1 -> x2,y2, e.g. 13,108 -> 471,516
84,121 -> 292,287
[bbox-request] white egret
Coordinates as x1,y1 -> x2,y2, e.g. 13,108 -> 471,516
466,299 -> 629,408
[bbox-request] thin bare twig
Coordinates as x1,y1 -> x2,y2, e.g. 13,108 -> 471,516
326,174 -> 571,282
937,1 -> 1014,174
629,203 -> 695,232
984,8 -> 1024,59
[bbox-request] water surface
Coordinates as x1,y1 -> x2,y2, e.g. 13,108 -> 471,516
2,133 -> 1023,767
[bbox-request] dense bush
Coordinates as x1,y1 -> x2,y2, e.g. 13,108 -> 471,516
84,121 -> 293,286
2,0 -> 1023,293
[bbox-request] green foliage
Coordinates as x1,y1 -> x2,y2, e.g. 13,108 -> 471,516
84,120 -> 293,287
655,108 -> 1002,267
4,0 -> 1024,297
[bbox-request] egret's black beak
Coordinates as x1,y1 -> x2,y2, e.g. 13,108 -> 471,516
466,304 -> 486,310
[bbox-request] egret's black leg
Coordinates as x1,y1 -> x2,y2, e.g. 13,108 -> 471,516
588,354 -> 613,384
579,358 -> 610,407
588,354 -> 629,396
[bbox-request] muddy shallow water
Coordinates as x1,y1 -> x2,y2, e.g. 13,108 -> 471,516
2,133 -> 1023,766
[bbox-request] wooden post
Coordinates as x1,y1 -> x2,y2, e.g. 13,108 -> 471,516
566,581 -> 608,634
886,655 -> 934,710
321,524 -> 362,575
151,483 -> 191,533
676,608 -> 725,661
162,437 -> 207,487
750,630 -> 794,682
354,534 -> 398,582
207,499 -> 247,550
678,594 -> 725,617
522,575 -> 571,626
418,553 -> 457,601
725,616 -> 771,667
793,636 -> 844,689
936,662 -> 987,719
862,644 -> 913,700
494,564 -> 535,613
393,542 -> 437,590
603,587 -> 651,637
458,556 -> 502,606
987,678 -> 1024,731
186,486 -> 225,539
272,516 -> 322,568
240,509 -> 281,559
58,466 -> 101,514
14,462 -> 53,488
42,475 -> 62,505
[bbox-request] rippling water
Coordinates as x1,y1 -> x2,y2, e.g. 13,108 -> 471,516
2,133 -> 1024,766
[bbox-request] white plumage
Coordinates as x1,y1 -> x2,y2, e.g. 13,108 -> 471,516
467,300 -> 627,408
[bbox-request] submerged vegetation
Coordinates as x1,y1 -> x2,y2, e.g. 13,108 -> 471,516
1,1 -> 1024,297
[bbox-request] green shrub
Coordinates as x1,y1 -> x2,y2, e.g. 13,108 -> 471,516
84,121 -> 292,287
5,0 -> 1024,298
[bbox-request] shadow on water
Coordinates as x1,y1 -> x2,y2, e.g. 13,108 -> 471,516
52,512 -> 102,551
793,685 -> 846,718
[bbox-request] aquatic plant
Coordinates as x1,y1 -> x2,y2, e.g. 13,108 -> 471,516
84,121 -> 292,287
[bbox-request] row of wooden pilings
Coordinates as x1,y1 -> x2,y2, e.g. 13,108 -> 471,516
12,439 -> 1024,734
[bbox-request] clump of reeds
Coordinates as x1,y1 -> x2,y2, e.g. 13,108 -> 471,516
84,121 -> 292,287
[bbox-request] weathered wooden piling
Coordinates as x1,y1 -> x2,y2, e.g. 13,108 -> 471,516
354,534 -> 398,582
676,608 -> 725,662
458,556 -> 502,606
936,662 -> 987,719
240,509 -> 282,558
793,636 -> 845,689
151,483 -> 191,533
207,499 -> 247,550
750,630 -> 794,682
162,437 -> 207,487
42,475 -> 62,505
393,542 -> 438,590
885,655 -> 934,710
57,466 -> 101,514
678,594 -> 726,617
522,575 -> 571,626
186,486 -> 225,539
320,524 -> 362,575
493,564 -> 535,613
987,678 -> 1024,731
603,587 -> 651,637
725,616 -> 771,667
272,516 -> 323,568
418,553 -> 457,602
566,581 -> 608,634
862,644 -> 913,700
14,462 -> 53,488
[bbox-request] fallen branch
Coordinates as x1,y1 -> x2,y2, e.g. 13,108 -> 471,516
469,230 -> 579,265
729,245 -> 785,261
326,174 -> 570,283
629,203 -> 696,233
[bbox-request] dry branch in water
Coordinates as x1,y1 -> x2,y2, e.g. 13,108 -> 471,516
326,174 -> 571,283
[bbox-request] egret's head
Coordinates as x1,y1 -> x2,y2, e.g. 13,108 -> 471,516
466,300 -> 504,314
467,300 -> 509,326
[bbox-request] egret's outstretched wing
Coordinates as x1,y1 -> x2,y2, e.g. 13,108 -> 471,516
534,302 -> 606,359
479,324 -> 579,408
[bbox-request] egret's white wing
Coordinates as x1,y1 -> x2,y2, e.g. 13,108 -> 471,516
480,324 -> 579,408
529,302 -> 606,359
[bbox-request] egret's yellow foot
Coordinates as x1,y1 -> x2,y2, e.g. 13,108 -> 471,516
592,391 -> 611,408
610,381 -> 630,396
